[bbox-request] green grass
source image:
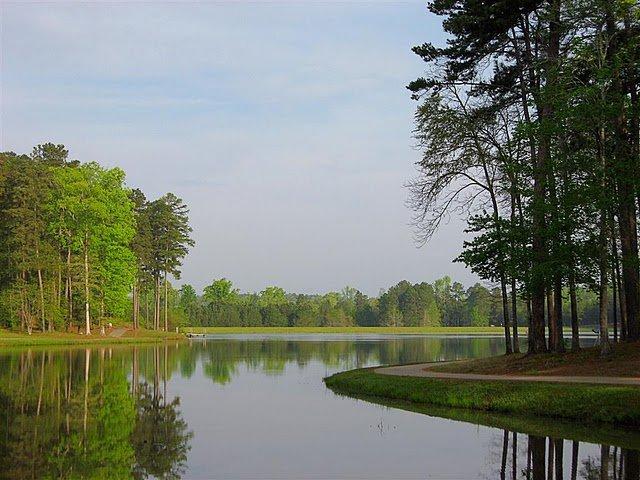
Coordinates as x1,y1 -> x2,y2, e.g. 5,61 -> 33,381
324,367 -> 640,426
430,342 -> 640,377
0,329 -> 184,347
182,326 -> 532,335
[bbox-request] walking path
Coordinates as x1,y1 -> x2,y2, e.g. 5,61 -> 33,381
375,363 -> 640,386
108,328 -> 127,338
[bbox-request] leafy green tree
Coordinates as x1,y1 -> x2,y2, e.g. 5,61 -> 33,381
148,194 -> 194,330
203,278 -> 239,305
259,286 -> 287,308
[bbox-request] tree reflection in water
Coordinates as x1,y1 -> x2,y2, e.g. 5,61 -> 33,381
0,338 -> 638,479
0,346 -> 191,480
489,430 -> 639,480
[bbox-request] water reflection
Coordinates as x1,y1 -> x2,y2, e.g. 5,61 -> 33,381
0,336 -> 636,479
192,335 -> 506,384
0,347 -> 191,479
486,432 -> 639,480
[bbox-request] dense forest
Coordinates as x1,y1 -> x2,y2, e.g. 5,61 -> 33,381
0,144 -> 194,335
172,277 -> 612,329
406,0 -> 640,354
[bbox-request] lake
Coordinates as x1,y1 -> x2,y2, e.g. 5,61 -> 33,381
1,334 -> 638,479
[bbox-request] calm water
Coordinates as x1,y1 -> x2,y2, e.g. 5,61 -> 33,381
0,334 -> 638,479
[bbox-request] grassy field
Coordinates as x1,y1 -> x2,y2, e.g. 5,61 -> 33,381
0,328 -> 184,346
324,345 -> 640,426
182,326 -> 533,335
430,341 -> 640,377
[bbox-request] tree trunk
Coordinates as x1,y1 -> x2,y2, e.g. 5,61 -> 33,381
531,0 -> 561,355
530,435 -> 546,480
614,235 -> 628,341
501,430 -> 508,480
599,209 -> 611,356
612,235 -> 619,343
618,202 -> 639,341
569,270 -> 580,350
66,246 -> 73,326
83,348 -> 90,439
37,267 -> 46,332
17,273 -> 25,332
554,275 -> 565,352
154,275 -> 160,330
571,441 -> 579,480
164,270 -> 168,332
132,280 -> 138,330
487,184 -> 511,355
511,277 -> 520,353
547,438 -> 554,480
547,288 -> 557,351
510,183 -> 520,353
554,439 -> 564,480
83,232 -> 91,336
36,245 -> 46,332
511,432 -> 518,480
601,445 -> 610,480
57,260 -> 62,310
526,298 -> 534,352
500,274 -> 513,355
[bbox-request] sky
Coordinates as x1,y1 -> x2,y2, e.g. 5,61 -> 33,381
0,1 -> 478,296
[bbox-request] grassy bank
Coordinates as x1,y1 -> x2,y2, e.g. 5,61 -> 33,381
324,366 -> 640,426
430,341 -> 640,377
0,328 -> 184,347
182,326 -> 533,335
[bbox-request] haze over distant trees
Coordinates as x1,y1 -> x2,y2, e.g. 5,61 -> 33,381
0,144 -> 194,334
407,0 -> 639,354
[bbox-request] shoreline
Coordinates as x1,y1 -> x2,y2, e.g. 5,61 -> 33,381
324,344 -> 640,426
0,329 -> 185,347
181,326 -> 595,336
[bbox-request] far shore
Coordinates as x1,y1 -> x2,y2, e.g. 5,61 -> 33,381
181,326 -> 596,336
0,328 -> 184,347
0,325 -> 600,347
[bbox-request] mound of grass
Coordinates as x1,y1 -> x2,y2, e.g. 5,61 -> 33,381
324,367 -> 640,426
431,342 -> 640,377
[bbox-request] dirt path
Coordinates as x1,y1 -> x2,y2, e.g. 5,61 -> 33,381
109,328 -> 127,338
375,363 -> 640,386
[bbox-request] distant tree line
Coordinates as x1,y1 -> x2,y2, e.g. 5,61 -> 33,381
174,277 -> 612,328
407,0 -> 640,354
0,144 -> 194,334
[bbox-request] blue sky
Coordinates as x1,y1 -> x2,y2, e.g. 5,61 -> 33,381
1,1 -> 476,296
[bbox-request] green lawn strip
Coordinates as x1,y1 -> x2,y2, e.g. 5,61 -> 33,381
0,330 -> 184,347
324,367 -> 640,426
429,343 -> 640,377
